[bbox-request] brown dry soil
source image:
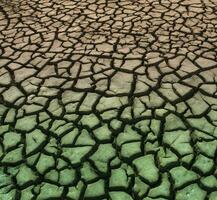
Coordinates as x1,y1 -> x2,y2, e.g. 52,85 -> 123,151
0,0 -> 217,199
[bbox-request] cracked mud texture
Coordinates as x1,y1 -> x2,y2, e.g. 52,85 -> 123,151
0,0 -> 217,199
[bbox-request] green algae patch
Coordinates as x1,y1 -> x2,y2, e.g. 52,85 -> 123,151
16,165 -> 37,187
67,181 -> 84,199
164,113 -> 186,131
59,168 -> 76,185
37,183 -> 63,199
116,125 -> 141,145
192,154 -> 214,174
170,166 -> 198,189
121,142 -> 141,159
20,186 -> 34,200
2,86 -> 24,103
176,184 -> 206,200
25,129 -> 46,155
80,114 -> 100,128
2,146 -> 23,164
36,154 -> 55,174
110,167 -> 129,188
93,124 -> 112,142
85,179 -> 105,198
61,128 -> 79,145
15,115 -> 37,132
133,154 -> 159,184
148,173 -> 170,198
48,99 -> 63,117
90,143 -> 116,174
133,177 -> 149,198
45,169 -> 58,182
158,147 -> 178,168
3,131 -> 21,150
0,189 -> 16,200
209,192 -> 217,200
4,108 -> 16,123
109,191 -> 133,200
110,119 -> 123,131
90,143 -> 116,162
0,170 -> 11,189
196,140 -> 217,158
75,129 -> 96,145
200,175 -> 217,189
163,130 -> 193,156
81,162 -> 98,182
62,146 -> 92,164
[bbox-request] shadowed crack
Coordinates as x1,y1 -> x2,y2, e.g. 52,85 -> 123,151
0,0 -> 217,199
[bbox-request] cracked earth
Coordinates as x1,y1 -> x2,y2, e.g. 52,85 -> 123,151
0,0 -> 217,199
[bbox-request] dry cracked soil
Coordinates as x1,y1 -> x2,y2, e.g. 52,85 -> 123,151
0,0 -> 217,199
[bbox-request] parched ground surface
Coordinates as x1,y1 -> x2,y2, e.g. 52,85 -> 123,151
0,0 -> 217,199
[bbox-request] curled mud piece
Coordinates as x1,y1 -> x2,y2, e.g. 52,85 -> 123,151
0,0 -> 217,199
